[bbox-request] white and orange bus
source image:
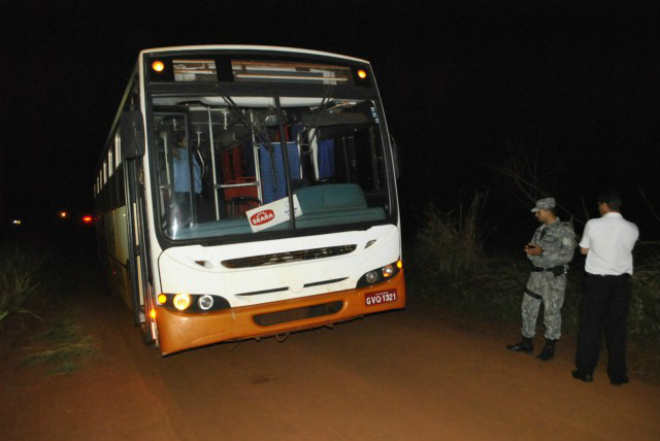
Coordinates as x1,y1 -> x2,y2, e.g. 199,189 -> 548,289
94,45 -> 405,354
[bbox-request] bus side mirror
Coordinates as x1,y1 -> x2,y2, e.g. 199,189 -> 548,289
391,135 -> 401,180
121,110 -> 145,159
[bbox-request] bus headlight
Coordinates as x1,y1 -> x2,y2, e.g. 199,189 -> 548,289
198,295 -> 214,311
365,271 -> 379,284
157,293 -> 231,313
173,294 -> 192,311
357,261 -> 402,288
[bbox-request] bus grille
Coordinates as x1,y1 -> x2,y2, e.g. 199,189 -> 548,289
253,301 -> 344,326
221,245 -> 357,269
236,278 -> 348,297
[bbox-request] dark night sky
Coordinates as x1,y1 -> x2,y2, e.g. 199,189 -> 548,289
1,1 -> 658,242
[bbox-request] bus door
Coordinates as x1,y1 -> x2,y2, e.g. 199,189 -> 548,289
121,109 -> 156,345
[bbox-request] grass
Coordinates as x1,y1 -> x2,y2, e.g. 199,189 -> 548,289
629,242 -> 660,338
411,192 -> 488,299
0,243 -> 44,324
1,237 -> 97,375
22,315 -> 98,374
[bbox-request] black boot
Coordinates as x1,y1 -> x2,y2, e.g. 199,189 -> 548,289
537,339 -> 557,361
507,337 -> 534,353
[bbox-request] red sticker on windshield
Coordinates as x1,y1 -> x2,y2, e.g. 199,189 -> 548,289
250,209 -> 275,226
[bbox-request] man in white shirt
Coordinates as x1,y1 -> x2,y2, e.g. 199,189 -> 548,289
573,190 -> 639,385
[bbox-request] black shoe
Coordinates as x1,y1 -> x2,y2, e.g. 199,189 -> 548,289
507,337 -> 533,353
572,370 -> 593,383
537,339 -> 557,361
610,376 -> 629,386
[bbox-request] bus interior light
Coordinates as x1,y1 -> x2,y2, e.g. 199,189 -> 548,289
357,69 -> 368,79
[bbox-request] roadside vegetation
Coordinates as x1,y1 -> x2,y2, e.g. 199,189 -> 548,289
406,194 -> 660,382
0,242 -> 43,324
0,236 -> 97,374
22,315 -> 98,374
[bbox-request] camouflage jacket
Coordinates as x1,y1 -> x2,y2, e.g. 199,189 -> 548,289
528,218 -> 576,268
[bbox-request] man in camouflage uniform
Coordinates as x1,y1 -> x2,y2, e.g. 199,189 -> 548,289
507,198 -> 576,361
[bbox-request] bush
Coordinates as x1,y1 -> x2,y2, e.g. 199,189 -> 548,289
410,192 -> 487,299
0,244 -> 43,324
630,242 -> 660,340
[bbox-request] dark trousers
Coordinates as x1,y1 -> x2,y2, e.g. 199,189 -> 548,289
575,273 -> 631,379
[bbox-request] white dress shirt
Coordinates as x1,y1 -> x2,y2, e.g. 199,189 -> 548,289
580,212 -> 639,275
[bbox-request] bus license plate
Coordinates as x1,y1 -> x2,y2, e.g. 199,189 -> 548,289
365,289 -> 397,306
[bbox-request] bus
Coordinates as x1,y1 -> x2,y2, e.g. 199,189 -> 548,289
94,45 -> 405,355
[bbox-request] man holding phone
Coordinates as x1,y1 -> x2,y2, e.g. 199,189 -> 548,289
507,198 -> 577,360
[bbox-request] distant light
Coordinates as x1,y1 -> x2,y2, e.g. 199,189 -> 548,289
59,211 -> 67,219
82,215 -> 93,224
152,60 -> 165,72
357,69 -> 368,79
12,219 -> 22,226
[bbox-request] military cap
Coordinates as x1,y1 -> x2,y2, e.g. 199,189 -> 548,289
531,198 -> 556,213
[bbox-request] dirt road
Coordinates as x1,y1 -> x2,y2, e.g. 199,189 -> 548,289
2,266 -> 659,441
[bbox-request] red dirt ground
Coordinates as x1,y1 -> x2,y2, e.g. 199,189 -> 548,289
2,271 -> 659,441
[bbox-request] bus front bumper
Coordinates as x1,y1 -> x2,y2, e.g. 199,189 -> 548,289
156,271 -> 406,355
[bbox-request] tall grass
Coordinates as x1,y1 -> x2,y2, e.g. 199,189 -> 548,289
411,192 -> 488,299
1,238 -> 97,374
0,243 -> 43,324
630,242 -> 660,339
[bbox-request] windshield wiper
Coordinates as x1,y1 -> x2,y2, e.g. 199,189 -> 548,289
213,84 -> 272,147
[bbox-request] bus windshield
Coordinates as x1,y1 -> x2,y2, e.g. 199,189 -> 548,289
151,94 -> 393,241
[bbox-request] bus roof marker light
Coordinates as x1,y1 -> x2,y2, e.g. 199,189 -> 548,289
152,60 -> 165,72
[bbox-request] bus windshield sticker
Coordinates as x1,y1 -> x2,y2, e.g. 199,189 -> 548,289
246,195 -> 302,233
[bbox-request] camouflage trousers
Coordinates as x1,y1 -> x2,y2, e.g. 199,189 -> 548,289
520,271 -> 567,340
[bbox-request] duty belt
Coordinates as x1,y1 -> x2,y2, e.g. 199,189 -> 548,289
531,265 -> 566,277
